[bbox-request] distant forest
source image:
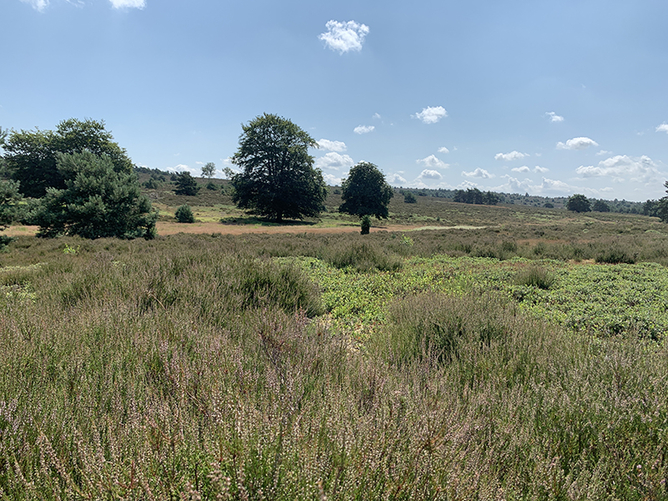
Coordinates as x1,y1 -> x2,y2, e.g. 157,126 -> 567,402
133,166 -> 649,215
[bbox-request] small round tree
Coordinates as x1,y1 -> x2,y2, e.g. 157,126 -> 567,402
566,194 -> 591,213
175,204 -> 195,223
339,162 -> 394,219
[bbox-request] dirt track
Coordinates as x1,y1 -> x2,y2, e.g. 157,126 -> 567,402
4,222 -> 427,237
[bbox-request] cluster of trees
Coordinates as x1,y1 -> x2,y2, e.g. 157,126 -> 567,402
226,114 -> 393,230
453,188 -> 500,205
566,194 -> 611,213
0,119 -> 156,240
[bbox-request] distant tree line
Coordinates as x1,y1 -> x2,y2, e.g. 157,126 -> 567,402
452,188 -> 500,205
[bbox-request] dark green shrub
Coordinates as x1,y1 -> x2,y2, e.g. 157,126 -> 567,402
206,181 -> 217,190
403,192 -> 417,204
360,215 -> 371,235
174,172 -> 200,196
175,204 -> 195,223
596,248 -> 636,264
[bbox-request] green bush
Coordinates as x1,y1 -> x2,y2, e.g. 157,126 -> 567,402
596,248 -> 636,264
360,214 -> 371,235
514,266 -> 555,289
175,204 -> 195,223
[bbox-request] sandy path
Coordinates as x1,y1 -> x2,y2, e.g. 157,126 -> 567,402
3,222 -> 429,237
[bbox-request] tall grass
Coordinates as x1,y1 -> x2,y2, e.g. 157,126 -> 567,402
1,234 -> 668,498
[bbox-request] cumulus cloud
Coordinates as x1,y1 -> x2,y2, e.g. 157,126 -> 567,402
438,147 -> 450,154
596,150 -> 612,156
557,137 -> 599,150
575,155 -> 662,183
354,125 -> 374,134
317,139 -> 347,152
657,123 -> 668,134
110,0 -> 145,8
322,172 -> 342,186
319,20 -> 369,54
387,173 -> 407,185
462,168 -> 494,179
169,164 -> 197,175
545,112 -> 564,123
419,169 -> 443,180
417,155 -> 448,170
315,152 -> 354,171
534,166 -> 549,173
511,166 -> 530,173
413,106 -> 447,124
21,0 -> 48,11
495,151 -> 528,162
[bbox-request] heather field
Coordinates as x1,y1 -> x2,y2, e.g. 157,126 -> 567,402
2,201 -> 668,499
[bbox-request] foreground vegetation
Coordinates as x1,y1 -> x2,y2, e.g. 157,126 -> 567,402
2,210 -> 668,498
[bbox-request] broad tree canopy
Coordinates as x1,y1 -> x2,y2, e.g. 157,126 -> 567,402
4,118 -> 133,198
339,162 -> 394,219
31,151 -> 156,239
229,113 -> 326,222
566,194 -> 591,213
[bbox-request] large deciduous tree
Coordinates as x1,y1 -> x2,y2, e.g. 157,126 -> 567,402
4,118 -> 133,198
228,114 -> 327,223
31,151 -> 157,239
339,162 -> 394,219
566,194 -> 591,213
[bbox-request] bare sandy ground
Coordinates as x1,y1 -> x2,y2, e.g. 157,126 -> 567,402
4,222 -> 421,237
4,222 -> 487,237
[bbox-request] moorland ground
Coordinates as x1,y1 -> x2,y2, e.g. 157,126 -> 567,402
2,186 -> 668,499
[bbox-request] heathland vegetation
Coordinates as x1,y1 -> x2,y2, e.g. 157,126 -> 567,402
5,117 -> 668,498
3,187 -> 668,498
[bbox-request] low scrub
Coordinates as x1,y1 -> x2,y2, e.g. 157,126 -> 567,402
320,239 -> 402,272
514,265 -> 555,289
376,293 -> 515,365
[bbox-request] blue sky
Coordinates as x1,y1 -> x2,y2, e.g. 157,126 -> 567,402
2,0 -> 668,201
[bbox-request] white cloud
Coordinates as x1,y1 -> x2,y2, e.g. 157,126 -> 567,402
319,20 -> 369,54
462,168 -> 494,179
418,169 -> 443,180
416,155 -> 448,170
557,137 -> 599,150
657,123 -> 668,134
596,150 -> 612,156
354,125 -> 374,134
21,0 -> 48,11
495,151 -> 528,162
387,173 -> 407,185
534,166 -> 549,173
315,152 -> 354,171
323,172 -> 342,186
372,113 -> 382,120
511,166 -> 530,173
575,155 -> 662,184
317,139 -> 347,152
545,112 -> 564,123
438,147 -> 450,154
413,106 -> 447,124
168,164 -> 197,175
110,0 -> 145,8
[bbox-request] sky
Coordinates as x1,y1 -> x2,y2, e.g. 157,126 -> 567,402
2,0 -> 668,202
